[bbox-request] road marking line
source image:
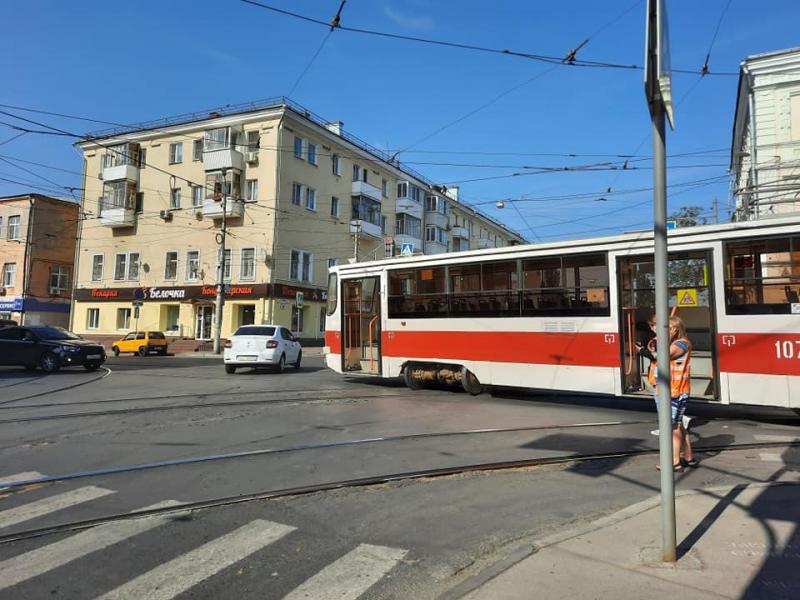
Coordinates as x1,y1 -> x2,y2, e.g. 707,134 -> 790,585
283,543 -> 408,600
0,500 -> 181,591
0,486 -> 114,530
0,472 -> 44,489
96,519 -> 296,600
759,452 -> 783,462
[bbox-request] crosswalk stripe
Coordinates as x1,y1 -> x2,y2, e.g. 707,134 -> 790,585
0,472 -> 44,488
0,486 -> 114,530
283,543 -> 408,600
0,500 -> 181,591
96,518 -> 296,600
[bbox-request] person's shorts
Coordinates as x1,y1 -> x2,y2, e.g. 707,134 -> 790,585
654,394 -> 689,426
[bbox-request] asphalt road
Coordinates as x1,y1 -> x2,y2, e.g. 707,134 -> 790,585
0,355 -> 798,599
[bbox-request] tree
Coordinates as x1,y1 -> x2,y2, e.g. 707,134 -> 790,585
669,206 -> 707,227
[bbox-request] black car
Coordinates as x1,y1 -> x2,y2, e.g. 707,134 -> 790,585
0,326 -> 106,373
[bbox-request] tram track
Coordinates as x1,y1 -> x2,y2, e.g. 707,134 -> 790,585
0,367 -> 112,406
1,438 -> 798,545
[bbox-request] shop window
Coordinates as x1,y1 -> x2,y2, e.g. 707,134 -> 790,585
239,304 -> 256,327
292,305 -> 304,332
116,308 -> 131,331
86,308 -> 99,330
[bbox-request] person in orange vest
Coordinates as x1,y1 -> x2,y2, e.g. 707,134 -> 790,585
637,315 -> 698,471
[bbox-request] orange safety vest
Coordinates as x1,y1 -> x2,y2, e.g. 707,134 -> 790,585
647,338 -> 691,397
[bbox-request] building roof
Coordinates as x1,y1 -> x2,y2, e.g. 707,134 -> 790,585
78,97 -> 524,242
0,193 -> 78,207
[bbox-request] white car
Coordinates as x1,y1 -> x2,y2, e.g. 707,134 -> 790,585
223,325 -> 302,374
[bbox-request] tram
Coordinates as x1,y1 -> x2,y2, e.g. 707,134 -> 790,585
323,215 -> 800,408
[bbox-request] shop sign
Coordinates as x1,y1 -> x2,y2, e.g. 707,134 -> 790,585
75,284 -> 269,302
272,284 -> 326,302
0,297 -> 23,311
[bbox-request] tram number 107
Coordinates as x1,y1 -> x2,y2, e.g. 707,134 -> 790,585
774,340 -> 800,360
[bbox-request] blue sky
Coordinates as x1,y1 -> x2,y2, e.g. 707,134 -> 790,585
1,0 -> 798,241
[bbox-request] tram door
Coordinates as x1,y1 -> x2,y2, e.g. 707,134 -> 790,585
618,251 -> 718,400
342,277 -> 381,374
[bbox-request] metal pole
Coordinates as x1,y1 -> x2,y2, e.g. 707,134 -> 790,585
353,222 -> 359,262
213,170 -> 228,354
652,98 -> 676,562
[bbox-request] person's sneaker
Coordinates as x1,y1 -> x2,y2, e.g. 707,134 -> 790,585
682,415 -> 692,430
650,428 -> 659,436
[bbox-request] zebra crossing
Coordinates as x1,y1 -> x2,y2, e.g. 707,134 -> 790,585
0,472 -> 409,599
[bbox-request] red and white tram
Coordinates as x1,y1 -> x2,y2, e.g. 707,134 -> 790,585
323,215 -> 800,408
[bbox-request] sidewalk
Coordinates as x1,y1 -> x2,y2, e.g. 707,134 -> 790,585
462,481 -> 800,600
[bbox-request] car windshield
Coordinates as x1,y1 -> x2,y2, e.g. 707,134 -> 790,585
31,326 -> 82,341
233,326 -> 276,337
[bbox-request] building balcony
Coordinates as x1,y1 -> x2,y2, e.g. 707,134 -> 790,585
396,197 -> 423,219
351,181 -> 382,201
425,211 -> 449,229
451,226 -> 469,239
350,219 -> 382,239
424,240 -> 448,255
393,233 -> 422,250
203,147 -> 244,171
99,204 -> 136,228
102,163 -> 139,183
477,238 -> 496,249
202,198 -> 244,219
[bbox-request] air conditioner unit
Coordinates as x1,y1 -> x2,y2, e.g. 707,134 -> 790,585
159,210 -> 173,221
49,287 -> 61,296
246,151 -> 259,163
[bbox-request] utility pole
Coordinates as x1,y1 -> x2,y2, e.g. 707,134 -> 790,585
352,221 -> 360,262
711,197 -> 719,224
213,168 -> 228,354
645,0 -> 676,563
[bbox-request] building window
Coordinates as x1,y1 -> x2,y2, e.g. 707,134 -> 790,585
49,266 -> 69,294
397,182 -> 408,198
294,136 -> 304,159
165,251 -> 178,280
114,253 -> 139,281
425,195 -> 448,214
186,251 -> 200,281
292,183 -> 303,206
223,248 -> 232,281
395,214 -> 421,239
204,170 -> 241,201
170,187 -> 181,210
290,249 -> 313,282
305,187 -> 316,211
193,139 -> 203,161
2,263 -> 15,288
291,305 -> 304,333
246,130 -> 259,153
332,154 -> 341,176
330,196 -> 340,217
138,148 -> 147,168
116,308 -> 131,331
86,308 -> 100,330
352,164 -> 360,182
381,215 -> 387,234
168,142 -> 183,164
327,257 -> 338,270
7,215 -> 20,240
307,142 -> 318,165
382,179 -> 388,197
164,305 -> 180,333
425,226 -> 448,244
246,179 -> 258,201
191,185 -> 203,208
204,127 -> 230,151
319,306 -> 326,333
351,195 -> 381,227
240,248 -> 255,280
91,254 -> 104,282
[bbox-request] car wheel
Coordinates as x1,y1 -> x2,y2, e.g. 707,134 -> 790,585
39,352 -> 61,373
294,350 -> 302,370
112,346 -> 120,357
225,365 -> 237,374
138,346 -> 148,357
84,363 -> 101,371
274,354 -> 285,374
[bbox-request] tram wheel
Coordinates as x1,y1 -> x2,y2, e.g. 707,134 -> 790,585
403,363 -> 425,390
461,367 -> 484,395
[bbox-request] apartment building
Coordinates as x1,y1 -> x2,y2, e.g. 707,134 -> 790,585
72,99 -> 523,344
731,47 -> 800,220
0,194 -> 79,326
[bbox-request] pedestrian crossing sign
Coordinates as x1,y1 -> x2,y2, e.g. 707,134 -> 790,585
400,243 -> 414,257
677,288 -> 698,307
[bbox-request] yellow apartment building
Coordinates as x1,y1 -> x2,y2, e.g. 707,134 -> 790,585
71,99 -> 523,346
0,194 -> 79,327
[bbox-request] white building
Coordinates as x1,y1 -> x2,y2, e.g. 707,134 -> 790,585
731,47 -> 800,220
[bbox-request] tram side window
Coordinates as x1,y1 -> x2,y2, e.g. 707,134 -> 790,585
724,236 -> 800,314
521,253 -> 610,316
388,267 -> 447,318
449,261 -> 518,317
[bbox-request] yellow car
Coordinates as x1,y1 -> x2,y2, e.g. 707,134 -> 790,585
111,331 -> 168,357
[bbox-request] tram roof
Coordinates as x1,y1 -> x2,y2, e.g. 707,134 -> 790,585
337,214 -> 800,273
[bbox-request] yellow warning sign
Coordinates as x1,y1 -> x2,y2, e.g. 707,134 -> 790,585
677,288 -> 698,307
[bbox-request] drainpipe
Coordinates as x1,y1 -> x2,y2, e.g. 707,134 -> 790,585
69,158 -> 88,332
268,112 -> 285,324
21,196 -> 35,325
744,66 -> 760,219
